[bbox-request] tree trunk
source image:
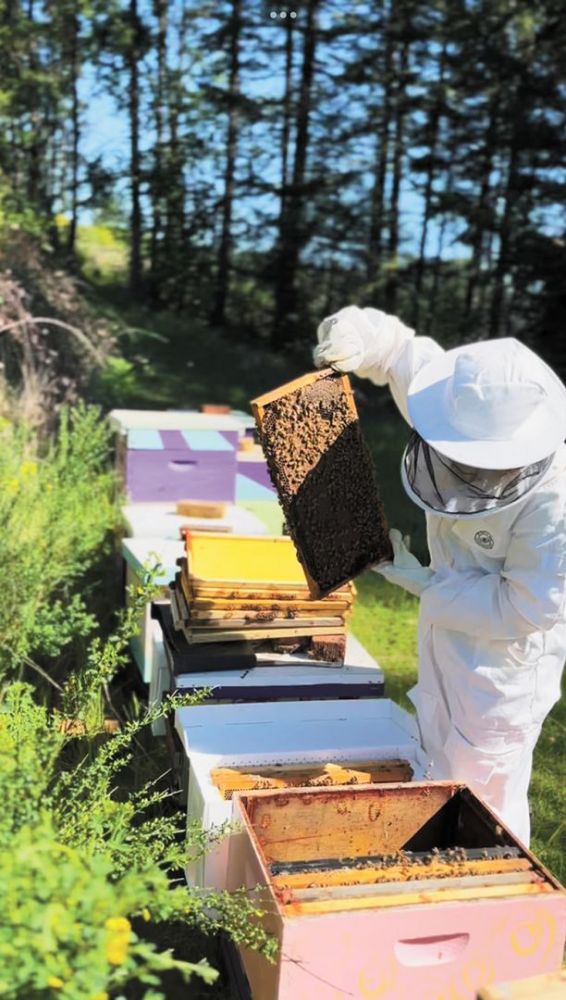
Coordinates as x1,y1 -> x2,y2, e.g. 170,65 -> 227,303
488,87 -> 523,339
464,94 -> 498,322
211,0 -> 242,327
67,4 -> 80,256
149,0 -> 167,297
367,0 -> 394,286
425,171 -> 453,337
384,38 -> 409,313
272,0 -> 319,346
128,0 -> 143,295
163,0 -> 188,308
26,0 -> 42,208
412,40 -> 447,328
280,13 -> 295,219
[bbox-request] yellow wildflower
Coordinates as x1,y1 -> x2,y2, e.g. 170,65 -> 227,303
142,907 -> 151,922
47,976 -> 64,989
105,916 -> 131,966
106,934 -> 130,966
104,916 -> 131,933
6,478 -> 19,495
19,460 -> 37,478
89,993 -> 109,1000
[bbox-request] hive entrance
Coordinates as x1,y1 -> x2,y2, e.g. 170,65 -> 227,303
252,370 -> 393,597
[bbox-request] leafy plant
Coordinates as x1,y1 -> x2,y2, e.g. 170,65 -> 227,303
0,404 -> 118,680
0,582 -> 275,999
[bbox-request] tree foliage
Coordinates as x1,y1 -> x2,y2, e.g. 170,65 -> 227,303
0,0 -> 563,365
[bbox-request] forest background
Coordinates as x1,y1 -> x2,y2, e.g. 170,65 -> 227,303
0,1 -> 564,997
1,0 -> 565,366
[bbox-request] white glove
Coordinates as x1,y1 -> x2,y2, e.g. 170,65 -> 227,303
373,529 -> 434,598
313,305 -> 415,384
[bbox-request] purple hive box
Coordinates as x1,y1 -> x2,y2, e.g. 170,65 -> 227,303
236,451 -> 277,497
126,428 -> 238,503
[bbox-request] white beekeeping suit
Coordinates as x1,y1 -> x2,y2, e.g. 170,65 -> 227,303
315,307 -> 566,845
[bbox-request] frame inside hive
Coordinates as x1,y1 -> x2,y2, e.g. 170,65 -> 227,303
233,783 -> 558,913
252,369 -> 393,597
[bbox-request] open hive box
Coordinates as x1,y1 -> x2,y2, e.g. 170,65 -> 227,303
251,369 -> 393,597
174,698 -> 426,888
228,783 -> 566,1000
171,532 -> 355,654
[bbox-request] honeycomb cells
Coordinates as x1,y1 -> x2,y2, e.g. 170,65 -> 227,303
258,373 -> 392,595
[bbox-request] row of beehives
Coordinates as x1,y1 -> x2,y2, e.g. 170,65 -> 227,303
112,407 -> 566,1000
111,405 -> 284,531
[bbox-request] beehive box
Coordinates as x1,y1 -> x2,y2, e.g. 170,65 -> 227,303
174,698 -> 426,888
156,589 -> 375,678
179,532 -> 353,645
122,537 -> 183,682
252,369 -> 393,597
229,783 -> 566,1000
235,450 -> 285,535
124,428 -> 239,503
147,618 -> 169,736
121,501 -> 267,539
172,659 -> 384,702
109,409 -> 245,434
186,533 -> 309,587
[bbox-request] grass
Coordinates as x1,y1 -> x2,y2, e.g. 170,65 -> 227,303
351,574 -> 419,711
530,681 -> 566,881
76,223 -> 128,285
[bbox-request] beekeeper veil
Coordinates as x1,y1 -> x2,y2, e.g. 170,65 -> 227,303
400,339 -> 566,519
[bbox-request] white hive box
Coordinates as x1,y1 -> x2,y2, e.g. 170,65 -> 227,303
110,408 -> 245,434
121,501 -> 266,539
170,632 -> 382,693
122,537 -> 183,682
174,698 -> 426,889
147,619 -> 169,736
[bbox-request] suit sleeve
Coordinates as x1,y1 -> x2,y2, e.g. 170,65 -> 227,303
357,331 -> 445,425
420,483 -> 566,638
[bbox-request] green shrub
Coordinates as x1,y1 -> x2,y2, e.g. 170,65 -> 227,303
0,588 -> 275,998
0,404 -> 118,680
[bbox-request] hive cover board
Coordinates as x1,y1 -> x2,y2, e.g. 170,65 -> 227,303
251,369 -> 393,597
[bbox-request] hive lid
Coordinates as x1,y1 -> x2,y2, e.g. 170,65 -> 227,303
110,408 -> 243,433
175,698 -> 421,765
174,664 -> 384,694
185,532 -> 310,586
121,502 -> 266,539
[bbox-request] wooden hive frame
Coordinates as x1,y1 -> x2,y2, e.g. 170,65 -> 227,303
252,368 -> 393,598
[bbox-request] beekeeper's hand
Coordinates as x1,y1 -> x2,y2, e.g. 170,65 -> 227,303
313,305 -> 415,382
373,529 -> 434,597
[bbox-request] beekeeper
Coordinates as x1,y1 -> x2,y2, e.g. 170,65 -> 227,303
314,307 -> 566,845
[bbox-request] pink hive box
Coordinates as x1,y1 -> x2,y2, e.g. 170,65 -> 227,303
227,782 -> 566,1000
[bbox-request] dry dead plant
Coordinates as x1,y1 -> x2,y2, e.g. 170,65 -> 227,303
0,234 -> 114,432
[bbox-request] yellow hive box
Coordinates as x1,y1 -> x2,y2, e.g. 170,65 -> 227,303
185,532 -> 309,586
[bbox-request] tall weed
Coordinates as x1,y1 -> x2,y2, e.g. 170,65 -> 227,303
0,404 -> 117,680
0,585 -> 275,999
